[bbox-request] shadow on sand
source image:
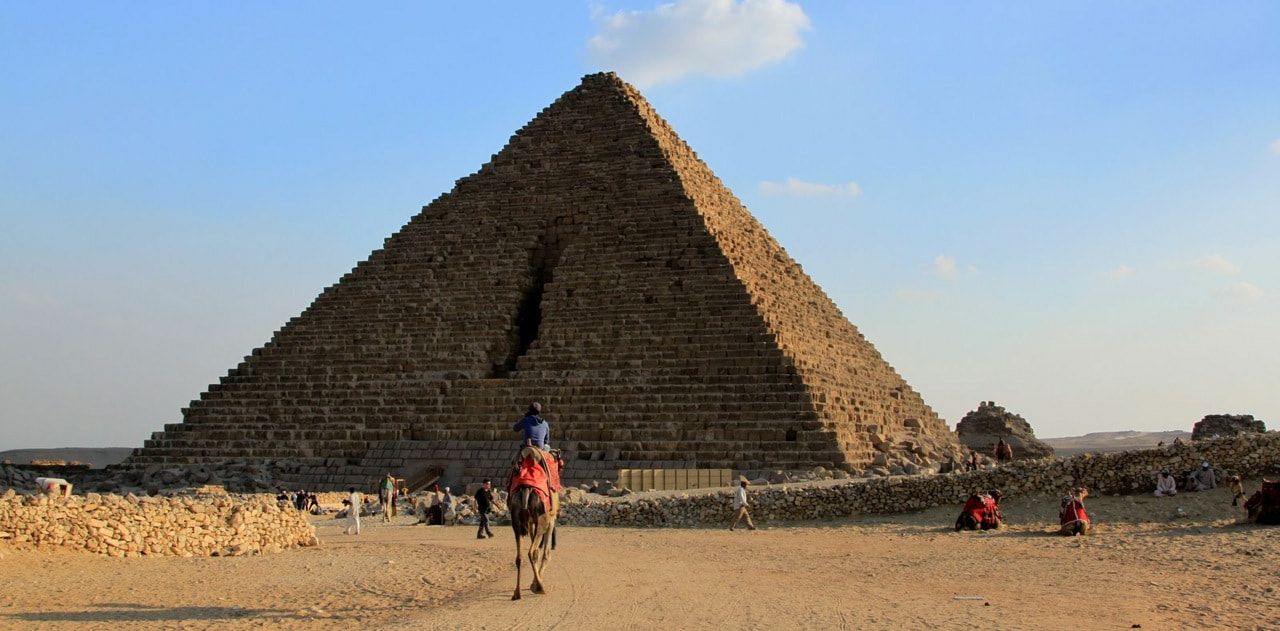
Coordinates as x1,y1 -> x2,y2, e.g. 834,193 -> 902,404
2,602 -> 329,624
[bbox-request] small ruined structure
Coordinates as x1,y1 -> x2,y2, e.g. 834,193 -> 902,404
955,401 -> 1054,460
123,73 -> 962,490
1192,414 -> 1266,441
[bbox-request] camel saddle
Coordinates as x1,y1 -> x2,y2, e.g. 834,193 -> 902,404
507,447 -> 562,517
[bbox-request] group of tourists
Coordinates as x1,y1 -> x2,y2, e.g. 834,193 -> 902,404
277,489 -> 319,513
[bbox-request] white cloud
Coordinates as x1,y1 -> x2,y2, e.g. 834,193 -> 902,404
758,177 -> 862,198
1104,265 -> 1136,280
1225,281 -> 1264,303
587,0 -> 811,87
933,255 -> 958,280
1192,254 -> 1240,275
1270,138 -> 1280,156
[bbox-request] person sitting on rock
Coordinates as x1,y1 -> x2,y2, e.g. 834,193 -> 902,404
513,402 -> 549,450
1058,487 -> 1091,536
1154,470 -> 1177,497
1188,462 -> 1217,491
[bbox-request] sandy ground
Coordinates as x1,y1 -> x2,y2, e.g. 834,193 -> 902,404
2,484 -> 1277,630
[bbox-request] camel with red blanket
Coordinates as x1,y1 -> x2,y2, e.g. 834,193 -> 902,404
508,447 -> 562,600
1244,479 -> 1280,525
1059,487 -> 1092,536
955,490 -> 1004,531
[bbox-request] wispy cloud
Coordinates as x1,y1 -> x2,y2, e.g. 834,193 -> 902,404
933,255 -> 958,280
1225,281 -> 1264,303
758,177 -> 862,198
1192,254 -> 1240,275
587,0 -> 811,88
1104,265 -> 1136,280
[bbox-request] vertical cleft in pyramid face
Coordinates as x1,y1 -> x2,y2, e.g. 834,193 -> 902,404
123,72 -> 962,489
492,230 -> 568,378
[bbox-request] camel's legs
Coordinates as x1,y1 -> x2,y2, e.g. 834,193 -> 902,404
512,519 -> 524,601
528,522 -> 547,594
538,520 -> 555,572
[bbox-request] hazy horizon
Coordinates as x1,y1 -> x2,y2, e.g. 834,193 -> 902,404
3,2 -> 1278,450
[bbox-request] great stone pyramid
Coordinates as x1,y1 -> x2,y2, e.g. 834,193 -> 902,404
124,73 -> 963,489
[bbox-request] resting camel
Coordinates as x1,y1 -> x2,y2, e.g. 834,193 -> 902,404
509,484 -> 556,600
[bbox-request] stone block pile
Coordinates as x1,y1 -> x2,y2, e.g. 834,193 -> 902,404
955,401 -> 1055,460
1192,414 -> 1266,441
559,433 -> 1280,527
0,491 -> 317,557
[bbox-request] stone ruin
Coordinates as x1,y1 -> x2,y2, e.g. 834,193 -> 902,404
1192,414 -> 1266,441
955,401 -> 1054,461
123,72 -> 964,490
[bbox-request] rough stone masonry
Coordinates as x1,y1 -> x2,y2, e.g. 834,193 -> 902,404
0,490 -> 318,557
124,72 -> 963,491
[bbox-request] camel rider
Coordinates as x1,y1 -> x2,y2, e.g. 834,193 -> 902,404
513,402 -> 550,450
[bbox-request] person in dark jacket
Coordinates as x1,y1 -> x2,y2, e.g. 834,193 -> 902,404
475,479 -> 495,539
513,402 -> 549,450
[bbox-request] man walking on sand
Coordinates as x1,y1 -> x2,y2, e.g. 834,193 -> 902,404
729,477 -> 756,531
345,486 -> 362,535
475,479 -> 495,539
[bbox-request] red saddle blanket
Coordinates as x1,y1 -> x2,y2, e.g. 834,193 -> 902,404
508,450 -> 562,506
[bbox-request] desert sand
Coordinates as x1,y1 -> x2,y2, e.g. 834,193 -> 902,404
1,483 -> 1277,630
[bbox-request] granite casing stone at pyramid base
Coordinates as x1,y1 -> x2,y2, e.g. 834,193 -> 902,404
123,73 -> 963,490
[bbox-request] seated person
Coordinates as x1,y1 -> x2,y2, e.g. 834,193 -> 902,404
1154,470 -> 1177,497
1058,487 -> 1092,536
513,402 -> 549,450
1188,462 -> 1217,491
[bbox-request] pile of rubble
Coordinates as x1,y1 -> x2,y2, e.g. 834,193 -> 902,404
1192,414 -> 1266,441
0,490 -> 317,557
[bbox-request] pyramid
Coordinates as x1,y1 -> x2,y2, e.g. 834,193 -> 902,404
124,73 -> 962,489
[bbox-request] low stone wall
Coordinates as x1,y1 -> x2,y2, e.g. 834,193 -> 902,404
561,433 -> 1280,527
0,491 -> 318,557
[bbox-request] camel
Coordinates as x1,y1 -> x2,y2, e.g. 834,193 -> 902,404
509,484 -> 556,600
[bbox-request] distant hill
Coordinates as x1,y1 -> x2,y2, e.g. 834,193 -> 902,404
0,447 -> 132,469
1042,431 -> 1191,457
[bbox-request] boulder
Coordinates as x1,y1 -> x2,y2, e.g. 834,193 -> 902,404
955,401 -> 1055,460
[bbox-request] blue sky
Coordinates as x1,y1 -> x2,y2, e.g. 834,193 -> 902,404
2,1 -> 1278,449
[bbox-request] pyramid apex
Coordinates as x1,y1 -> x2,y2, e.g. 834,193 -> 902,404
574,71 -> 643,98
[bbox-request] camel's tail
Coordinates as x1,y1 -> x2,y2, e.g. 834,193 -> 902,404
512,487 -> 532,538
